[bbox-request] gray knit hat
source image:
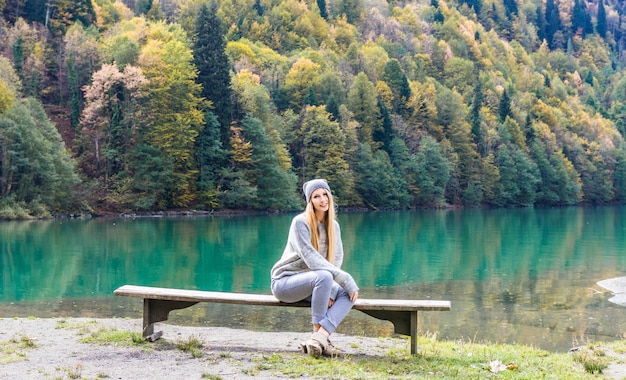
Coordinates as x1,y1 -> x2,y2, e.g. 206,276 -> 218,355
303,179 -> 331,203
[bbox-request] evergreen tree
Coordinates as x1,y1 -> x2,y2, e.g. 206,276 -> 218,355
238,116 -> 300,210
195,111 -> 225,209
614,148 -> 626,203
380,59 -> 411,116
597,0 -> 607,38
502,0 -> 518,17
253,0 -> 265,16
413,135 -> 452,206
530,140 -> 581,205
499,88 -> 511,122
494,143 -> 539,207
146,0 -> 165,21
572,0 -> 593,37
536,3 -> 546,42
0,98 -> 79,214
46,0 -> 95,37
127,144 -> 176,210
469,72 -> 483,151
545,0 -> 562,49
460,0 -> 481,13
193,1 -> 234,149
353,143 -> 409,208
332,0 -> 363,24
347,72 -> 381,148
374,99 -> 394,154
317,0 -> 328,19
301,106 -> 358,206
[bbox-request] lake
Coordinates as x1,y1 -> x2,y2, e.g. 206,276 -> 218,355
1,206 -> 625,352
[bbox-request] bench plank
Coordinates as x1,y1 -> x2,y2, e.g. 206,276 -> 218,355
114,284 -> 451,355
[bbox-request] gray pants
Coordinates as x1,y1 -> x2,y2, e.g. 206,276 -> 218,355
271,270 -> 354,334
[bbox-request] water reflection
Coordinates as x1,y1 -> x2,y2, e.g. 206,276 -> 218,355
1,206 -> 625,352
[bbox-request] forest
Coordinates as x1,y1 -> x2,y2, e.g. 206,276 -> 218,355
1,0 -> 626,218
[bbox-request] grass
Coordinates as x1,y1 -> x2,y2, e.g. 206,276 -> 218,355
0,334 -> 38,364
79,328 -> 147,346
247,335 -> 625,379
5,318 -> 621,379
176,335 -> 205,358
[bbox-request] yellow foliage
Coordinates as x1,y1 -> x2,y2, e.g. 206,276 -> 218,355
284,57 -> 321,107
230,125 -> 253,166
226,40 -> 257,63
0,80 -> 15,113
361,42 -> 389,79
376,81 -> 393,110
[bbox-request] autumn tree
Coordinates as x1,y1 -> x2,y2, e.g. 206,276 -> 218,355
283,58 -> 322,111
347,72 -> 381,148
140,29 -> 205,208
64,22 -> 100,129
78,63 -> 147,187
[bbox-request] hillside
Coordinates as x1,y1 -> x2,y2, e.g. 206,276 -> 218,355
1,0 -> 626,217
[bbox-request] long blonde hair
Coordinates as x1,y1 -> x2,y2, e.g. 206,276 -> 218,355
304,189 -> 336,264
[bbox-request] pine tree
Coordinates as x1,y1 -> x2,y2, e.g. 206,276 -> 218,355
380,59 -> 411,116
597,0 -> 607,38
253,0 -> 264,16
193,1 -> 234,149
347,72 -> 381,148
469,72 -> 483,152
503,0 -> 518,17
536,4 -> 546,42
545,0 -> 562,49
499,88 -> 511,122
195,110 -> 225,208
572,0 -> 593,37
317,0 -> 328,19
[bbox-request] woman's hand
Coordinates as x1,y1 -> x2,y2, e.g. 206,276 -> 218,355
350,291 -> 359,302
328,299 -> 334,308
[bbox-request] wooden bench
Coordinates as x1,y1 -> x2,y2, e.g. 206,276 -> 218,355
114,285 -> 451,355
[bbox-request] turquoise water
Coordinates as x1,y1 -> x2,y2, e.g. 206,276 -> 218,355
1,206 -> 625,351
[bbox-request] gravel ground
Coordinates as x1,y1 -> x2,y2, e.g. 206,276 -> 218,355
2,318 -> 626,379
0,318 -> 406,379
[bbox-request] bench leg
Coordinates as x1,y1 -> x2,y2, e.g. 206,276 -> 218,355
358,310 -> 419,355
143,298 -> 198,340
410,310 -> 418,355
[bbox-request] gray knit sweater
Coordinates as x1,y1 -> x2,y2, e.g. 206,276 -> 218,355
270,213 -> 359,298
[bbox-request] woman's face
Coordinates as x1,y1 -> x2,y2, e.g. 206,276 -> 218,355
310,188 -> 329,214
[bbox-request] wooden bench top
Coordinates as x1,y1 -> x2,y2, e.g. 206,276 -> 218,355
114,285 -> 451,311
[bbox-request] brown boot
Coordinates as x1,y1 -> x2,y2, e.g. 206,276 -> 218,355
322,338 -> 340,357
299,332 -> 327,358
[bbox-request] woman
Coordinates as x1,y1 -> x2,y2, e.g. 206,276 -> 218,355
270,179 -> 359,358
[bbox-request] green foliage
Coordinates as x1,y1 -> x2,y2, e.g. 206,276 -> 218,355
413,135 -> 452,206
0,98 -> 79,217
300,105 -> 358,206
494,143 -> 540,207
230,115 -> 300,210
193,1 -> 233,145
353,143 -> 409,208
141,27 -> 205,208
380,59 -> 411,115
347,72 -> 381,148
3,0 -> 626,213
